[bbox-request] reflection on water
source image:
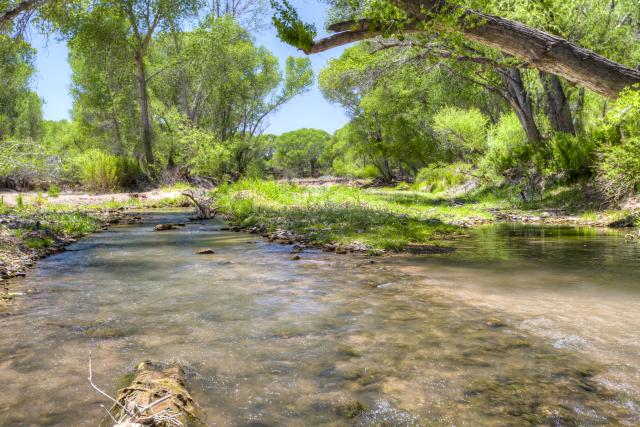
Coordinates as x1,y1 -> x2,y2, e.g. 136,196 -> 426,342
0,216 -> 638,426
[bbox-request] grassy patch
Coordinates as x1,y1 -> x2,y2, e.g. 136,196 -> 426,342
214,180 -> 463,251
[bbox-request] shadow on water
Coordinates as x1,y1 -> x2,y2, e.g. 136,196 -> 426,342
0,214 -> 639,426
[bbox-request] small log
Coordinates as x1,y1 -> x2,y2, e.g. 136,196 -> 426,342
109,361 -> 205,427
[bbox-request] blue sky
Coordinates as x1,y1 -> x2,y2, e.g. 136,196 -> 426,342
30,0 -> 350,135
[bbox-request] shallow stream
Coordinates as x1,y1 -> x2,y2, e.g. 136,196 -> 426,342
1,213 -> 639,426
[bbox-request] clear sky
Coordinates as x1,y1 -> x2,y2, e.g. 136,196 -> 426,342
30,0 -> 350,136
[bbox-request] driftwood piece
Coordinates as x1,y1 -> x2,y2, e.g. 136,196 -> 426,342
107,361 -> 205,427
181,190 -> 217,220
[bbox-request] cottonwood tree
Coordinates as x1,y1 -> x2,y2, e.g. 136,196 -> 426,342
53,0 -> 202,166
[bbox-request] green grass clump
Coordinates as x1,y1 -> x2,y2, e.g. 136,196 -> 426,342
47,185 -> 61,198
47,213 -> 101,237
215,179 -> 462,251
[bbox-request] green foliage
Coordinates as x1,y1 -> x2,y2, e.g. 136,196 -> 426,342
183,128 -> 233,180
432,107 -> 489,158
481,113 -> 532,176
0,35 -> 43,140
16,194 -> 24,210
271,129 -> 331,177
415,162 -> 472,193
595,85 -> 640,199
69,149 -> 140,192
47,185 -> 61,198
549,133 -> 595,179
597,138 -> 640,200
270,0 -> 317,51
215,179 -> 459,251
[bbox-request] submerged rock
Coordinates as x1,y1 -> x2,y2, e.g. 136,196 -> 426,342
485,317 -> 507,328
154,224 -> 177,231
195,249 -> 215,255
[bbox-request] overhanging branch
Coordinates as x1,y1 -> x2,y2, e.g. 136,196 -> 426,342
304,0 -> 640,98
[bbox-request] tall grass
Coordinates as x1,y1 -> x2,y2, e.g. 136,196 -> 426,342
214,179 -> 460,251
72,150 -> 141,192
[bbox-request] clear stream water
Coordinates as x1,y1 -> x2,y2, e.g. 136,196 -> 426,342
1,212 -> 639,426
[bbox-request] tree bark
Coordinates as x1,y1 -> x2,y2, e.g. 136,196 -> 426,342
499,68 -> 542,146
135,54 -> 154,165
540,72 -> 576,135
306,0 -> 640,98
0,0 -> 47,26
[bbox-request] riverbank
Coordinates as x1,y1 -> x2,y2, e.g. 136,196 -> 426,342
0,190 -> 186,290
214,179 -> 640,253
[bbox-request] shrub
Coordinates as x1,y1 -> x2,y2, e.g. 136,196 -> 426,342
47,185 -> 61,198
432,106 -> 489,158
597,137 -> 640,200
70,149 -> 140,192
415,162 -> 472,193
481,112 -> 532,176
189,140 -> 233,181
549,133 -> 595,180
595,84 -> 640,200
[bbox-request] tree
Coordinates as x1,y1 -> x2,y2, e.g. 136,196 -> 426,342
55,0 -> 202,166
271,128 -> 330,177
0,34 -> 42,140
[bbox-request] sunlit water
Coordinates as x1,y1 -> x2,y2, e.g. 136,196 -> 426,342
1,213 -> 639,426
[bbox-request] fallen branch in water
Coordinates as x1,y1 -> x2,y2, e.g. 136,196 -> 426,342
181,189 -> 217,220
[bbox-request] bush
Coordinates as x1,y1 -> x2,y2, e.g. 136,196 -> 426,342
415,162 -> 472,193
0,138 -> 61,190
432,106 -> 489,158
595,84 -> 640,199
188,139 -> 233,181
597,137 -> 640,200
47,185 -> 61,198
549,133 -> 595,180
69,149 -> 140,192
481,113 -> 532,176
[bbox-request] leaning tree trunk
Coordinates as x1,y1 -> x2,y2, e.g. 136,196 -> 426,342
500,67 -> 543,146
306,0 -> 640,99
540,72 -> 576,135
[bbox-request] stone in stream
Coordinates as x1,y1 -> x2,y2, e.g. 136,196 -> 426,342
195,249 -> 215,255
105,361 -> 205,427
153,223 -> 186,232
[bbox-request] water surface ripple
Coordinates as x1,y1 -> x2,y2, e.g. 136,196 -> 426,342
1,214 -> 638,426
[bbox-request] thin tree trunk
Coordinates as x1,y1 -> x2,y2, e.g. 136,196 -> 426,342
574,87 -> 586,135
540,72 -> 576,135
136,54 -> 154,165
